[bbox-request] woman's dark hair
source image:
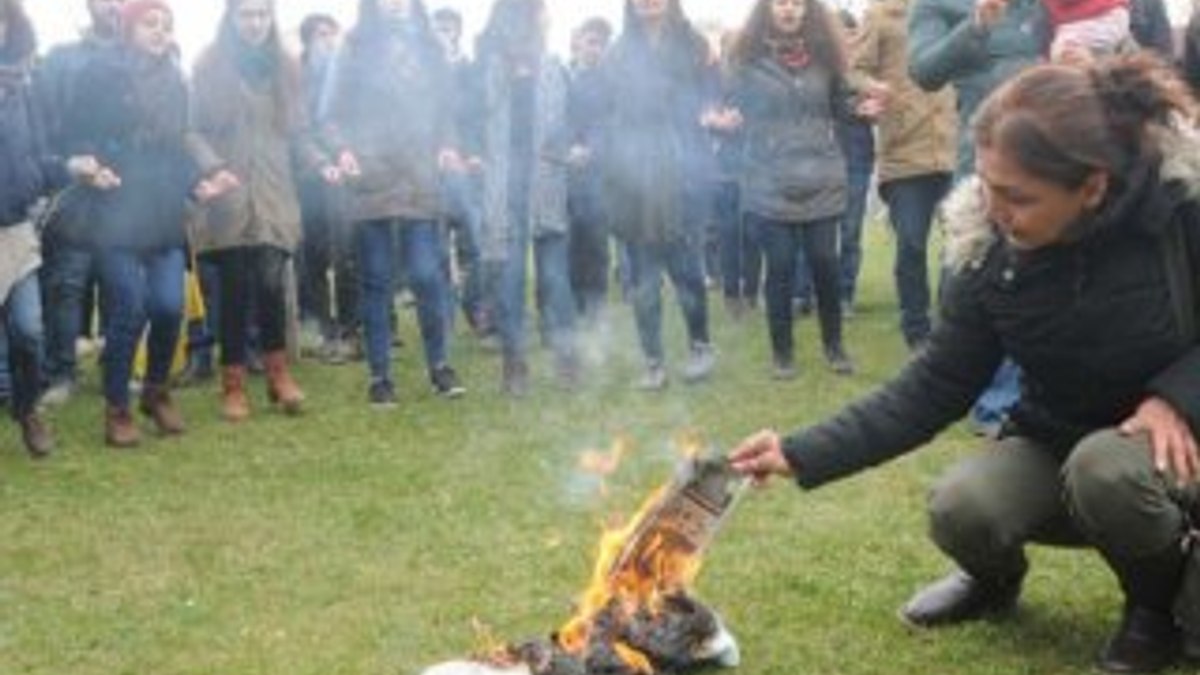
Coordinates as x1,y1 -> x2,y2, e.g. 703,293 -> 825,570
729,0 -> 848,75
300,13 -> 338,51
195,0 -> 300,132
0,0 -> 37,65
616,0 -> 709,72
973,53 -> 1197,189
476,0 -> 545,63
350,0 -> 442,66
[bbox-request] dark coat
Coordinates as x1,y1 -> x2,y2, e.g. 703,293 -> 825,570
63,47 -> 200,252
782,129 -> 1200,489
319,31 -> 454,224
0,65 -> 61,227
593,28 -> 715,245
727,57 -> 850,224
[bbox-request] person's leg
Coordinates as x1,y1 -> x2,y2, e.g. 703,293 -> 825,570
718,182 -> 743,309
252,246 -> 304,412
662,236 -> 714,382
40,240 -> 92,399
6,272 -> 52,457
840,171 -> 870,310
535,232 -> 580,381
401,220 -> 460,395
801,216 -> 847,366
628,242 -> 667,388
496,208 -> 532,367
96,249 -> 146,446
757,214 -> 801,369
139,247 -> 186,434
792,244 -> 813,314
904,436 -> 1082,627
356,219 -> 396,391
209,249 -> 251,368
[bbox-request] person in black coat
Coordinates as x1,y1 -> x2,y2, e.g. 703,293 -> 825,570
731,55 -> 1200,674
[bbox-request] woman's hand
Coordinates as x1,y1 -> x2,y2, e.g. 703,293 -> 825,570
1120,396 -> 1199,484
700,106 -> 744,133
194,169 -> 241,203
729,429 -> 793,487
335,150 -> 361,179
437,148 -> 468,174
67,155 -> 122,190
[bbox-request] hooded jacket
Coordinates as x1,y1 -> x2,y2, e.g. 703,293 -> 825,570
782,124 -> 1200,489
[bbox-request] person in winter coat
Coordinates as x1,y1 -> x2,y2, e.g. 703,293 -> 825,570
319,0 -> 466,407
0,0 -> 64,457
714,0 -> 869,379
596,0 -> 718,391
64,0 -> 236,447
466,0 -> 581,397
730,56 -> 1200,675
191,0 -> 335,422
852,0 -> 957,350
33,0 -> 123,408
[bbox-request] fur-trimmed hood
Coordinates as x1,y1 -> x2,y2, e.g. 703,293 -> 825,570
941,121 -> 1200,271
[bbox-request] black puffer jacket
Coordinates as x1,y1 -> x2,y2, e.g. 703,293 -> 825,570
784,134 -> 1200,489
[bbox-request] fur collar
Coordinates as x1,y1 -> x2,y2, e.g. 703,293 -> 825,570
941,121 -> 1200,272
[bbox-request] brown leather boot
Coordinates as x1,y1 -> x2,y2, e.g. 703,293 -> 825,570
221,365 -> 250,423
139,383 -> 186,435
263,350 -> 304,415
105,405 -> 141,448
19,412 -> 54,459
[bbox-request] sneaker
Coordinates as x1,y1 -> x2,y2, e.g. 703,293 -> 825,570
635,362 -> 668,391
772,357 -> 798,381
431,365 -> 466,399
825,346 -> 855,376
40,380 -> 75,408
681,342 -> 716,383
368,378 -> 397,408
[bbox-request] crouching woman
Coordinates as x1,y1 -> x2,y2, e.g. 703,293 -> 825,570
731,55 -> 1200,674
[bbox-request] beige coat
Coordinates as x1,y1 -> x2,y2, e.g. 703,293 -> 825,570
189,52 -> 321,255
852,0 -> 957,184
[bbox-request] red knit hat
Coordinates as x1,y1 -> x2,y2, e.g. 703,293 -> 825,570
120,0 -> 173,40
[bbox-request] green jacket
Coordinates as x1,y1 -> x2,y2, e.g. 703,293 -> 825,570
907,0 -> 1043,176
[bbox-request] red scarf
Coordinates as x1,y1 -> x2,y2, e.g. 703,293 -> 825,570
767,35 -> 810,72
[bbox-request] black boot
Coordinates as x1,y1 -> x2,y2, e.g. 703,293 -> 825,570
899,569 -> 1023,628
1097,545 -> 1185,674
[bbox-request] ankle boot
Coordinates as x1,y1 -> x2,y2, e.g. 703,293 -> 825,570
263,351 -> 304,415
1098,545 -> 1186,673
105,405 -> 141,448
899,569 -> 1023,628
139,383 -> 185,435
18,412 -> 54,459
221,366 -> 250,422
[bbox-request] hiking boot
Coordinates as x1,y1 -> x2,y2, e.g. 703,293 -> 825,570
635,361 -> 668,392
1097,605 -> 1181,674
431,364 -> 466,399
221,366 -> 250,423
681,342 -> 716,383
264,351 -> 304,415
105,405 -> 141,448
368,378 -> 397,408
502,357 -> 530,398
899,570 -> 1022,628
825,345 -> 856,376
139,384 -> 186,435
19,412 -> 54,459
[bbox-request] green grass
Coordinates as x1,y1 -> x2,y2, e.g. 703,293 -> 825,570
0,223 -> 1156,674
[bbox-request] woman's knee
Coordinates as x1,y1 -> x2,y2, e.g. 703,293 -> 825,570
1063,429 -> 1155,528
927,466 -> 1011,553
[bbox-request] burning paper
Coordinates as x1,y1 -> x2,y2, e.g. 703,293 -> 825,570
422,451 -> 746,675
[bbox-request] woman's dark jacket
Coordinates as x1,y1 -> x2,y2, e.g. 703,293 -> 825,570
0,64 -> 64,227
726,57 -> 850,224
784,133 -> 1200,489
63,46 -> 200,252
593,26 -> 716,246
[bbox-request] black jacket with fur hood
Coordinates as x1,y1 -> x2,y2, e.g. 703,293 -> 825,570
783,124 -> 1200,489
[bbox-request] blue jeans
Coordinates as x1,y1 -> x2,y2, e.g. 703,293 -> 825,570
756,213 -> 843,359
627,240 -> 710,364
40,241 -> 93,386
880,173 -> 952,347
442,175 -> 484,330
717,182 -> 761,302
97,247 -> 185,407
356,218 -> 449,383
497,224 -> 577,359
5,272 -> 45,417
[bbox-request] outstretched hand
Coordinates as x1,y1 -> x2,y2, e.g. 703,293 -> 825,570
1120,396 -> 1199,485
729,429 -> 793,487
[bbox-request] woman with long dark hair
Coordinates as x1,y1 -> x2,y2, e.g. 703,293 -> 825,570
191,0 -> 335,422
320,0 -> 466,407
718,0 -> 859,379
599,0 -> 718,391
66,0 -> 236,447
469,0 -> 580,396
731,55 -> 1200,673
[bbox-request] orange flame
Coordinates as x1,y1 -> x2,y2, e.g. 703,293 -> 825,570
614,642 -> 655,674
578,436 -> 633,497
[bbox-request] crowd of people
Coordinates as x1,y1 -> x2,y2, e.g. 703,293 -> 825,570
3,0 -> 1200,672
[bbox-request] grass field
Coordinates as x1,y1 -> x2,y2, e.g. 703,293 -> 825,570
0,224 -> 1157,674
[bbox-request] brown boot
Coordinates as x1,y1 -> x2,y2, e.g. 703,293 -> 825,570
105,405 -> 141,448
139,383 -> 186,435
221,365 -> 250,423
263,350 -> 304,415
19,412 -> 54,459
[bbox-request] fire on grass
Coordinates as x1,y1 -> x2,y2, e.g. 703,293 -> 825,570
421,435 -> 745,675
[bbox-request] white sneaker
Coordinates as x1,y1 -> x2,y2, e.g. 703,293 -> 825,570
634,362 -> 668,391
681,342 -> 716,383
40,381 -> 75,408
